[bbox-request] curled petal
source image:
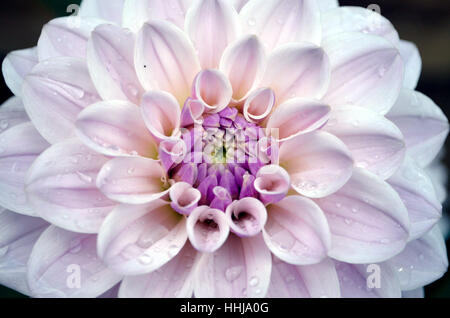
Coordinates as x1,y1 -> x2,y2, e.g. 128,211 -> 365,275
220,35 -> 266,101
97,157 -> 169,205
192,69 -> 233,113
76,100 -> 158,158
260,43 -> 330,104
87,24 -> 144,104
159,139 -> 187,172
398,40 -> 422,90
315,168 -> 410,264
180,99 -> 205,127
135,21 -> 200,104
185,0 -> 241,69
386,89 -> 449,167
79,0 -> 125,24
243,88 -> 275,123
322,32 -> 404,115
170,182 -> 201,216
97,200 -> 188,275
279,131 -> 353,198
173,163 -> 199,185
22,57 -> 101,144
266,98 -> 331,141
240,0 -> 321,51
28,226 -> 122,298
194,234 -> 272,298
254,165 -> 290,205
264,196 -> 331,265
225,197 -> 267,237
141,90 -> 181,141
187,206 -> 230,253
0,97 -> 29,134
2,47 -> 38,97
210,186 -> 233,211
25,139 -> 116,233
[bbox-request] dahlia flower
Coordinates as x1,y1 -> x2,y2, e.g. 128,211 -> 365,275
0,0 -> 448,298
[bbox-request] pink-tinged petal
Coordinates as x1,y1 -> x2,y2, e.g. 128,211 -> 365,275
98,284 -> 120,298
76,100 -> 157,158
220,35 -> 266,101
25,139 -> 116,233
264,196 -> 331,265
317,0 -> 338,12
192,69 -> 233,113
267,257 -> 340,298
37,17 -> 104,61
0,209 -> 48,296
79,0 -> 125,24
322,32 -> 404,115
170,182 -> 201,216
225,197 -> 267,238
141,90 -> 181,140
240,0 -> 321,51
386,89 -> 449,167
266,98 -> 331,141
159,139 -> 187,172
97,200 -> 188,275
180,99 -> 205,127
0,97 -> 29,134
0,123 -> 49,215
334,261 -> 401,298
87,24 -> 144,104
135,21 -> 200,104
119,242 -> 198,298
324,106 -> 405,180
254,165 -> 290,205
2,47 -> 38,97
97,157 -> 169,205
315,168 -> 410,264
388,157 -> 441,241
322,7 -> 399,45
279,131 -> 353,198
243,88 -> 275,123
185,0 -> 241,69
232,0 -> 248,12
194,234 -> 271,298
398,40 -> 422,89
122,0 -> 192,31
402,288 -> 424,298
260,43 -> 330,104
187,206 -> 230,252
387,226 -> 448,291
27,226 -> 122,298
22,57 -> 101,144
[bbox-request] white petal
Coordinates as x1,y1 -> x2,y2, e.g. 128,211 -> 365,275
2,47 -> 38,97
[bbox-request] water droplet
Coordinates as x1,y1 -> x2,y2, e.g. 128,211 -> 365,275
378,65 -> 387,77
0,120 -> 9,130
139,254 -> 153,265
344,218 -> 352,225
285,275 -> 295,283
127,168 -> 135,175
380,238 -> 390,244
76,171 -> 93,184
0,246 -> 9,257
249,276 -> 259,287
351,207 -> 358,214
247,18 -> 256,26
225,266 -> 243,282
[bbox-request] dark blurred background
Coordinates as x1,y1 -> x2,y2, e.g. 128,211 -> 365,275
0,0 -> 449,298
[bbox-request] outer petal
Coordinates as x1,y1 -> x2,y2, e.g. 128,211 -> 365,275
79,0 -> 125,24
22,57 -> 101,144
122,0 -> 192,31
97,157 -> 170,205
388,157 -> 441,241
185,0 -> 241,69
87,24 -> 144,104
321,7 -> 399,45
119,242 -> 197,298
324,106 -> 405,180
398,40 -> 422,89
386,89 -> 449,167
335,261 -> 401,298
37,17 -> 104,61
260,43 -> 330,104
317,0 -> 338,12
27,226 -> 122,298
219,35 -> 266,101
75,100 -> 158,158
387,226 -> 448,291
135,21 -> 201,104
194,234 -> 271,298
263,196 -> 331,265
232,0 -> 248,12
0,123 -> 49,215
279,131 -> 353,198
0,97 -> 29,134
322,32 -> 404,115
239,0 -> 321,51
0,209 -> 48,295
2,47 -> 38,97
97,200 -> 188,275
402,288 -> 424,298
25,139 -> 116,234
315,168 -> 410,264
267,257 -> 340,298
